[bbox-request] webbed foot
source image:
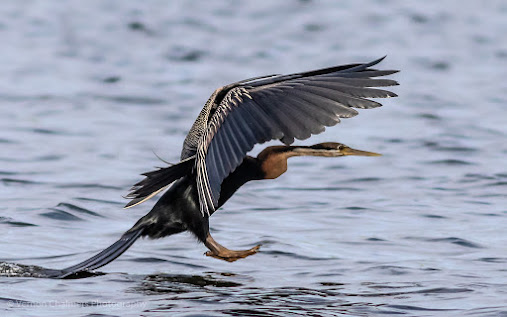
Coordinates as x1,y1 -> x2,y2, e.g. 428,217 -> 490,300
205,244 -> 261,262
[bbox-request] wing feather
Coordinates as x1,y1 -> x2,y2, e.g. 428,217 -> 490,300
301,80 -> 398,99
267,97 -> 313,140
233,107 -> 258,146
207,142 -> 221,196
227,111 -> 253,150
253,95 -> 299,144
240,100 -> 283,141
326,69 -> 398,78
330,78 -> 399,87
289,89 -> 360,116
283,95 -> 339,128
277,97 -> 326,136
213,134 -> 228,178
296,86 -> 382,109
193,58 -> 398,216
220,122 -> 243,164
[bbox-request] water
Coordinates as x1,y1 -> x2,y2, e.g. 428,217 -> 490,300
1,1 -> 506,316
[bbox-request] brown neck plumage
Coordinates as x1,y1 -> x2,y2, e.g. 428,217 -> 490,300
256,146 -> 328,179
256,144 -> 380,180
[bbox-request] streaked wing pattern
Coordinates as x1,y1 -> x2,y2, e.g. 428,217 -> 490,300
196,57 -> 398,216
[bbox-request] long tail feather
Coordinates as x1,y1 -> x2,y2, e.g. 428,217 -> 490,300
58,227 -> 144,278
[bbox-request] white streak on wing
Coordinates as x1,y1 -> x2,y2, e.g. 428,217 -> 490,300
196,135 -> 212,217
195,87 -> 252,217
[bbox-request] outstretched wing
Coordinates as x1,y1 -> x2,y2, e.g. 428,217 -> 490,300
196,56 -> 399,216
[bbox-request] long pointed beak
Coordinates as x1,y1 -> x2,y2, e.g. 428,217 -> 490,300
342,147 -> 381,157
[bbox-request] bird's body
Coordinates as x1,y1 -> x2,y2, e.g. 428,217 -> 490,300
58,57 -> 398,278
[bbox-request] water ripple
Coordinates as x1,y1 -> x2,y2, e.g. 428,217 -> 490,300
344,287 -> 473,297
426,159 -> 475,166
0,217 -> 36,227
53,202 -> 105,218
55,183 -> 122,190
1,178 -> 44,186
39,209 -> 83,222
137,274 -> 243,294
427,237 -> 483,249
404,236 -> 483,249
92,94 -> 167,105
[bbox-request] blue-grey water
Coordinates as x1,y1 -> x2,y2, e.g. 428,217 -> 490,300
1,1 -> 506,316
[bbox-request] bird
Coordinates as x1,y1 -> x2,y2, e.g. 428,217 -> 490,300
57,56 -> 398,278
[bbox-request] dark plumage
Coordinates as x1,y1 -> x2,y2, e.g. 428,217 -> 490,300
58,57 -> 398,278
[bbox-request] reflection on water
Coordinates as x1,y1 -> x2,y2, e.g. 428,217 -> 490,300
1,0 -> 506,316
130,273 -> 470,316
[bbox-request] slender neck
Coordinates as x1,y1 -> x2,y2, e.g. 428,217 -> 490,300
217,156 -> 264,208
217,145 -> 345,207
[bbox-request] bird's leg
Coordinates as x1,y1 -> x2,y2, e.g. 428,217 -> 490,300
204,233 -> 260,262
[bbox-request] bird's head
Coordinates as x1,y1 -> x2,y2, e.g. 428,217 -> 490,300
292,142 -> 381,157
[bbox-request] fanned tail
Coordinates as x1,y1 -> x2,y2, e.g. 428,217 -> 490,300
58,227 -> 144,278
